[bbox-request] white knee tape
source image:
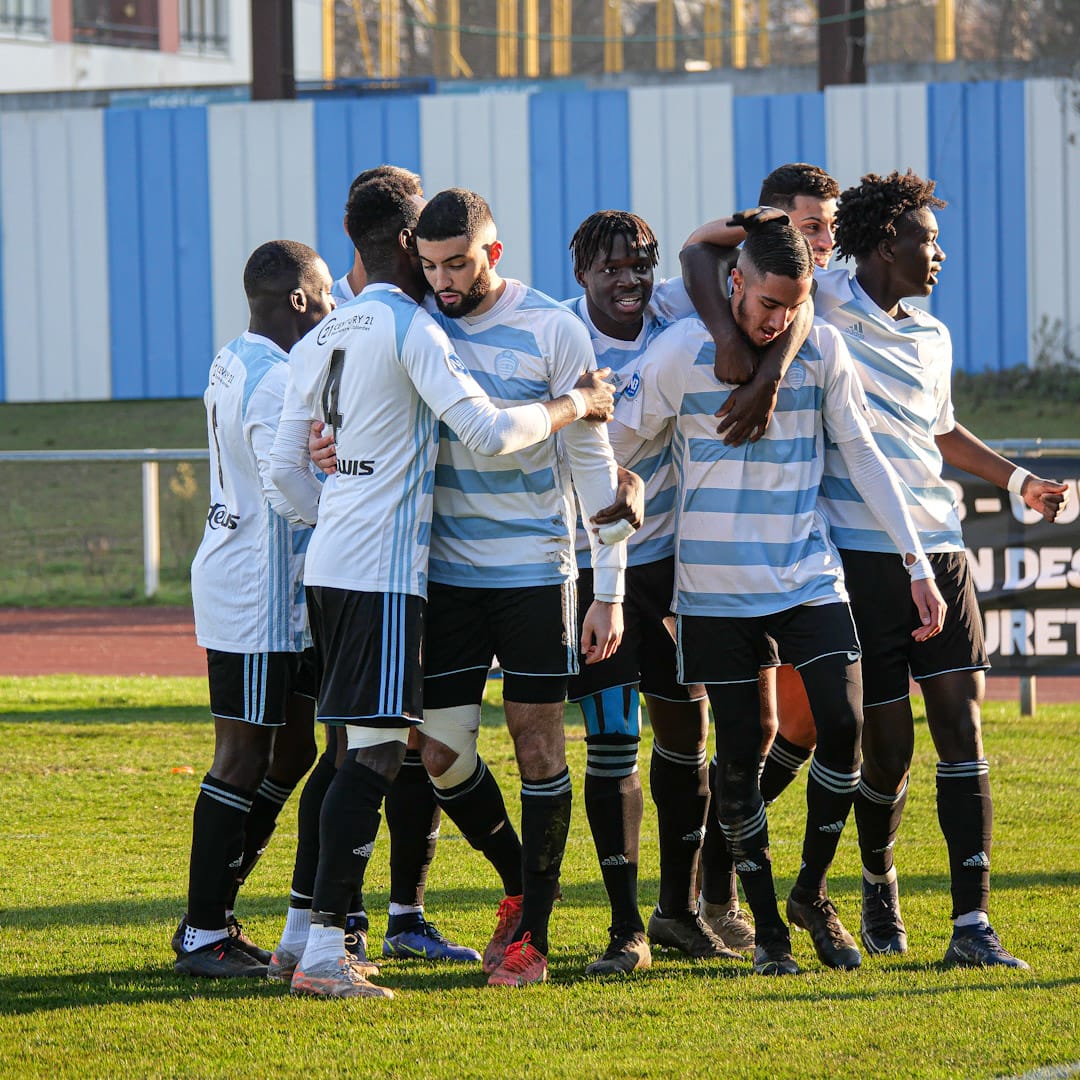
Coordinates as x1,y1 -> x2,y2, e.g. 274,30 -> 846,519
422,706 -> 480,789
345,724 -> 410,751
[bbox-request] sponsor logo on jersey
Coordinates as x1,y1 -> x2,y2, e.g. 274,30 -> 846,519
785,361 -> 807,390
207,503 -> 239,530
963,851 -> 990,869
494,349 -> 519,380
623,371 -> 642,399
843,320 -> 865,340
209,361 -> 235,387
316,311 -> 375,346
447,351 -> 469,377
337,458 -> 375,477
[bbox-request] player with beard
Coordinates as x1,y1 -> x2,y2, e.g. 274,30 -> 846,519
411,188 -> 629,987
813,171 -> 1068,967
613,215 -> 946,975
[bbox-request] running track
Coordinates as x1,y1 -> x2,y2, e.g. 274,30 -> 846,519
0,607 -> 1075,705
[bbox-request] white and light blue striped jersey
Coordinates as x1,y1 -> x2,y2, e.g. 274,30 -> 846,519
191,332 -> 312,653
331,272 -> 356,307
566,277 -> 693,569
425,279 -> 624,599
290,283 -> 489,598
613,317 -> 872,618
814,268 -> 963,554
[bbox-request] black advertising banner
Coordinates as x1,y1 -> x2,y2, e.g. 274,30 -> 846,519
945,457 -> 1080,675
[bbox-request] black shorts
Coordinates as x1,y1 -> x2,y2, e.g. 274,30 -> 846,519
424,581 -> 577,707
306,587 -> 425,727
568,557 -> 704,703
206,647 -> 317,727
677,602 -> 857,685
840,548 -> 990,707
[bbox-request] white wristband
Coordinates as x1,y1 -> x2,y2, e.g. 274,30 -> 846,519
567,388 -> 588,420
1007,467 -> 1030,496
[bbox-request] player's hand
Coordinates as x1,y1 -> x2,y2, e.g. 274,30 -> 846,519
581,600 -> 624,665
715,376 -> 780,445
910,577 -> 947,642
591,467 -> 644,533
727,206 -> 791,231
1021,476 -> 1069,523
309,420 -> 337,475
573,367 -> 616,421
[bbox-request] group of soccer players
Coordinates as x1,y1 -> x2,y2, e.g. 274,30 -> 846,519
174,157 -> 1069,998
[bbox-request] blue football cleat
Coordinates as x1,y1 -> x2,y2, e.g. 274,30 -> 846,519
382,918 -> 481,962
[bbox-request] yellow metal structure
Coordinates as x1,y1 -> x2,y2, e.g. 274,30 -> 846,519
551,0 -> 571,76
703,0 -> 722,68
604,0 -> 623,74
524,0 -> 540,77
936,0 -> 956,62
378,0 -> 399,77
731,0 -> 747,69
758,0 -> 770,65
656,0 -> 675,71
322,0 -> 335,81
349,0 -> 375,76
497,0 -> 518,77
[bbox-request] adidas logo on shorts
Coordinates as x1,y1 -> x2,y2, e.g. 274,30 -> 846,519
962,851 -> 990,869
601,854 -> 629,867
818,821 -> 846,834
735,860 -> 762,873
352,842 -> 375,858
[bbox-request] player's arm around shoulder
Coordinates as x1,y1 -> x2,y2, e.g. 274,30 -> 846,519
269,346 -> 325,526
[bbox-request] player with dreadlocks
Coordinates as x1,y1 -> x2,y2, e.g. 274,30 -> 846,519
813,170 -> 1068,968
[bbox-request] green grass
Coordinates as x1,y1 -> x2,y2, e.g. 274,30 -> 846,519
0,374 -> 1076,608
1,677 -> 1078,1079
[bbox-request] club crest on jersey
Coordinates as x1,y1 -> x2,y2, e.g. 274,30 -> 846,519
622,371 -> 642,399
784,361 -> 807,390
494,350 -> 519,380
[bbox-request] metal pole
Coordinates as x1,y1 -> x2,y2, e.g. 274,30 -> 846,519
1020,676 -> 1037,718
142,460 -> 161,599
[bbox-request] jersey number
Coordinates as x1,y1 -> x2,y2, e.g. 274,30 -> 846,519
321,349 -> 346,429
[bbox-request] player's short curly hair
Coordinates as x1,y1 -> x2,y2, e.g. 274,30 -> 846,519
739,219 -> 814,282
345,175 -> 422,271
758,163 -> 839,209
416,188 -> 493,242
835,170 -> 947,260
243,239 -> 322,300
345,165 -> 422,212
569,210 -> 659,278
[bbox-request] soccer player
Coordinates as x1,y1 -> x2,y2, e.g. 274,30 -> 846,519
814,170 -> 1068,967
562,210 -> 810,972
174,239 -> 335,978
268,176 -> 615,998
614,215 -> 946,975
411,188 -> 628,988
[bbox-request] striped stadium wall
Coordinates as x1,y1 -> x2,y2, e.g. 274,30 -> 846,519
0,77 -> 1076,402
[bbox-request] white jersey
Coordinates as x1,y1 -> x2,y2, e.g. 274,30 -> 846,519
425,280 -> 625,599
288,283 -> 489,597
614,317 -> 872,618
191,332 -> 312,654
814,268 -> 964,554
331,272 -> 356,306
566,278 -> 694,569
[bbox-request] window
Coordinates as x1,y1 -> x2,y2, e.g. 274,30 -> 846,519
72,0 -> 159,50
180,0 -> 228,55
0,0 -> 49,38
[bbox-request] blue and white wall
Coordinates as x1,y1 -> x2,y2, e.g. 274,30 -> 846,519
0,78 -> 1076,402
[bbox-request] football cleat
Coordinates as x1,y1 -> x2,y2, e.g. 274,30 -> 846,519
382,918 -> 481,962
584,928 -> 652,976
291,956 -> 394,999
787,891 -> 862,970
647,908 -> 742,960
752,927 -> 799,976
226,915 -> 272,965
699,897 -> 756,953
943,924 -> 1030,970
174,937 -> 268,979
487,933 -> 548,987
860,877 -> 908,956
483,894 -> 524,974
345,925 -> 381,978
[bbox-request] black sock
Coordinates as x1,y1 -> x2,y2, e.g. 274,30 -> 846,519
290,749 -> 337,898
385,749 -> 440,909
855,777 -> 908,877
434,758 -> 523,896
700,756 -> 737,907
187,774 -> 253,930
759,733 -> 812,806
224,774 -> 294,910
794,756 -> 860,896
312,755 -> 393,916
584,736 -> 644,933
936,760 -> 992,918
650,741 -> 708,916
516,769 -> 573,955
720,801 -> 783,935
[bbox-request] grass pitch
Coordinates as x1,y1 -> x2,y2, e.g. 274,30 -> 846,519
1,677 -> 1078,1079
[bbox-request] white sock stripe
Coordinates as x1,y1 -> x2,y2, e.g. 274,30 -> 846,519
433,759 -> 488,801
522,770 -> 572,797
585,763 -> 640,778
257,777 -> 292,805
199,782 -> 253,813
652,742 -> 707,768
719,803 -> 768,843
767,743 -> 810,772
858,777 -> 908,806
936,759 -> 990,778
809,758 -> 861,789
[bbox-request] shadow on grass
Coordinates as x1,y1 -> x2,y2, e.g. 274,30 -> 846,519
0,707 -> 207,726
